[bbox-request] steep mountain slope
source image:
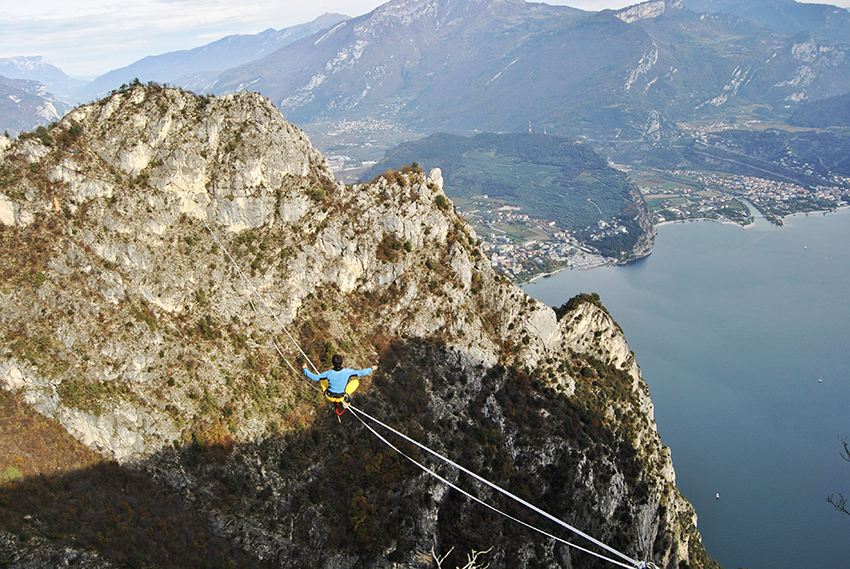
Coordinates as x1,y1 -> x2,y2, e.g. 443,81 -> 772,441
212,0 -> 850,143
366,132 -> 654,260
635,5 -> 850,112
75,13 -> 349,103
685,0 -> 850,42
0,86 -> 717,568
0,76 -> 67,136
213,0 -> 591,130
0,56 -> 86,103
789,89 -> 850,125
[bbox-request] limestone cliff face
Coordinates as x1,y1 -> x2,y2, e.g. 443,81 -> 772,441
0,86 -> 716,569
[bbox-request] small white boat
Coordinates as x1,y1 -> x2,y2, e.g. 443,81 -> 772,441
716,493 -> 720,500
818,377 -> 823,383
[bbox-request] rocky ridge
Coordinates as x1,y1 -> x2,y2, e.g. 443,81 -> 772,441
0,86 -> 716,568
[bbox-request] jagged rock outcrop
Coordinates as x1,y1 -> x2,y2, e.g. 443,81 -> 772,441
0,86 -> 717,569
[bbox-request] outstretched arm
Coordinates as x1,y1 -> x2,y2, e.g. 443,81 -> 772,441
356,365 -> 378,376
302,363 -> 323,382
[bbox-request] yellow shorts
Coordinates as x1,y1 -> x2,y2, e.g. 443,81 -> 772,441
319,378 -> 359,402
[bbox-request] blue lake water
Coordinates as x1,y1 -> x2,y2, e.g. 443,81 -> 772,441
522,209 -> 850,569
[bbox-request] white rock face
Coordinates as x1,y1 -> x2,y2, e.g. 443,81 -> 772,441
0,86 -> 704,569
1,360 -> 178,461
49,159 -> 114,201
524,303 -> 561,353
624,45 -> 659,91
615,0 -> 682,23
0,193 -> 15,226
428,167 -> 443,190
0,192 -> 33,227
561,303 -> 632,368
56,403 -> 180,462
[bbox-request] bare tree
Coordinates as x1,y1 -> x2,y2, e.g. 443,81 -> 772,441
827,437 -> 850,516
431,546 -> 493,569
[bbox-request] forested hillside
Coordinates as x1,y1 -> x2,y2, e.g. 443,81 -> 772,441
367,132 -> 654,259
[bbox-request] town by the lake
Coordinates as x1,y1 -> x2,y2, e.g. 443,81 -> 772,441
454,170 -> 850,283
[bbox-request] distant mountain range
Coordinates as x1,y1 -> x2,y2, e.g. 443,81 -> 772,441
5,0 -> 850,145
207,0 -> 850,143
213,0 -> 587,131
0,75 -> 67,135
0,14 -> 348,134
0,56 -> 85,102
686,0 -> 850,42
74,13 -> 349,103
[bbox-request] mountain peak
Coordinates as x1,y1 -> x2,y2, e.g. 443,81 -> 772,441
359,0 -> 541,31
615,0 -> 684,23
0,55 -> 56,70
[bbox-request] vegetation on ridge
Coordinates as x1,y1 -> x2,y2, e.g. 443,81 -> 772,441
0,85 -> 717,568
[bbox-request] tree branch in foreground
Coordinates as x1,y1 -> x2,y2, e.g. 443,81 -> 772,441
828,437 -> 850,516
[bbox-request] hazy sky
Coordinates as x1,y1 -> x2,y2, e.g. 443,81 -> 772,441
2,0 -> 850,79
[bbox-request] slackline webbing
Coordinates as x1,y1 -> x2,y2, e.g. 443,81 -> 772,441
349,404 -> 640,568
202,219 -> 319,374
348,406 -> 637,569
202,219 -> 646,568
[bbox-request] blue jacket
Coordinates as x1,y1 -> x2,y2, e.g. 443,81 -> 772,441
304,366 -> 373,394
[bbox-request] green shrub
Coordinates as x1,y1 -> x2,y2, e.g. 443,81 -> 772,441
57,380 -> 116,415
376,234 -> 402,262
32,271 -> 46,288
553,292 -> 605,320
197,314 -> 218,340
1,466 -> 22,483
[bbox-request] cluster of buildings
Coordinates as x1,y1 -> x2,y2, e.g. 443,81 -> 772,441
676,121 -> 738,136
323,118 -> 399,136
584,218 -> 631,242
685,172 -> 849,220
480,237 -> 613,282
641,181 -> 750,224
460,196 -> 615,282
640,170 -> 848,226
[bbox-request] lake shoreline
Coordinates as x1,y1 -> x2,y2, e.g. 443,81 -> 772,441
520,209 -> 850,569
523,205 -> 850,286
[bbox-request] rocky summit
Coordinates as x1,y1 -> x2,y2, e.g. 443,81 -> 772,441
0,86 -> 718,569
